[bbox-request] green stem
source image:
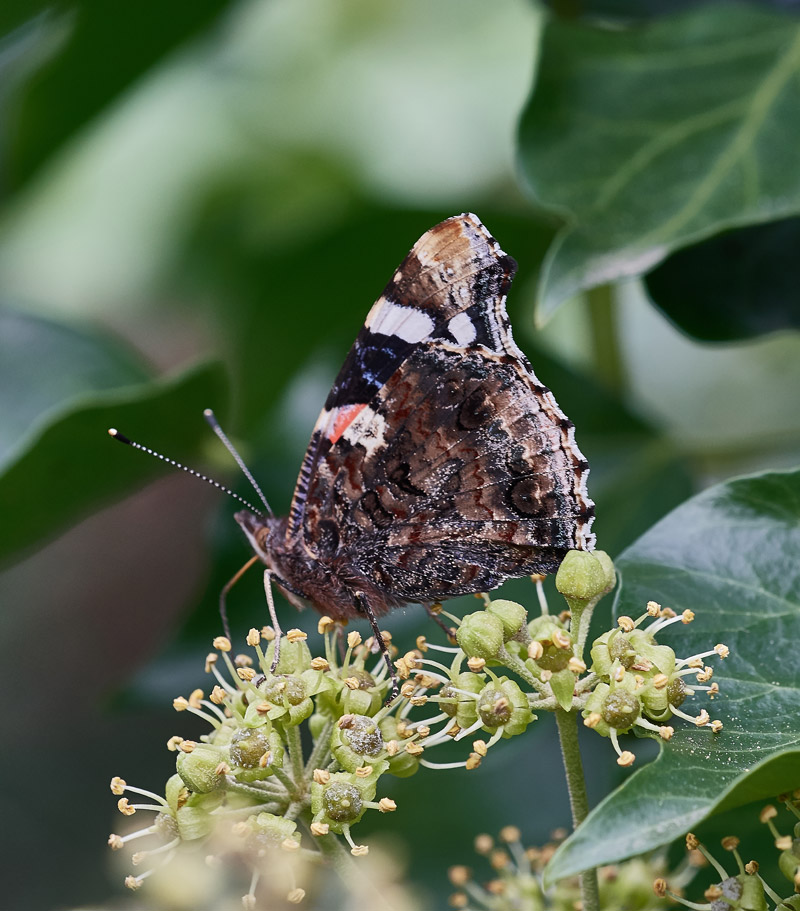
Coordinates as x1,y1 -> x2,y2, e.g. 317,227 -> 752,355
286,724 -> 306,794
554,708 -> 600,911
304,719 -> 334,777
587,283 -> 626,396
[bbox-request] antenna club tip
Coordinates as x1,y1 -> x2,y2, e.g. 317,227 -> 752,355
203,408 -> 213,417
108,428 -> 118,436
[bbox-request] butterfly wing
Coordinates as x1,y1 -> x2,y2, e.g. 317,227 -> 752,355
290,214 -> 594,603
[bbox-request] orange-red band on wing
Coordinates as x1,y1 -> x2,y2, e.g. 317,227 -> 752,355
328,403 -> 368,444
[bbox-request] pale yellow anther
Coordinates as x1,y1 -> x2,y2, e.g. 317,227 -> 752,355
709,682 -> 720,697
242,894 -> 256,910
465,752 -> 482,770
715,644 -> 730,658
310,822 -> 330,836
721,836 -> 740,851
167,735 -> 184,751
653,878 -> 667,897
528,641 -> 544,660
745,860 -> 759,875
131,851 -> 146,866
210,685 -> 227,705
584,712 -> 601,729
634,675 -> 645,689
646,601 -> 661,616
447,724 -> 461,739
395,658 -> 410,679
344,677 -> 360,690
173,696 -> 189,711
405,741 -> 424,756
490,849 -> 510,870
396,720 -> 412,738
318,616 -> 335,635
286,628 -> 307,643
180,740 -> 197,753
313,768 -> 330,785
400,681 -> 417,698
410,695 -> 428,706
108,833 -> 124,850
760,805 -> 778,823
246,628 -> 261,647
474,834 -> 494,854
261,625 -> 276,641
234,653 -> 253,668
204,653 -> 218,672
687,656 -> 703,668
486,879 -> 506,895
385,740 -> 399,756
338,714 -> 356,729
449,865 -> 471,886
215,761 -> 231,776
500,825 -> 520,843
617,751 -> 635,767
632,658 -> 653,672
659,726 -> 674,740
661,607 -> 677,618
213,636 -> 231,652
686,832 -> 700,850
617,616 -> 635,632
232,821 -> 250,838
110,776 -> 126,795
652,673 -> 669,689
568,657 -> 587,674
416,673 -> 438,689
355,766 -> 373,778
118,798 -> 135,816
237,667 -> 256,682
467,657 -> 486,672
711,719 -> 723,733
287,888 -> 305,904
379,797 -> 397,813
281,837 -> 300,852
552,629 -> 572,650
473,739 -> 488,757
255,702 -> 271,716
416,635 -> 428,652
351,845 -> 370,857
416,725 -> 431,738
776,835 -> 793,851
124,876 -> 142,891
258,751 -> 272,769
403,650 -> 421,668
681,610 -> 695,624
613,666 -> 626,683
310,657 -> 330,671
694,709 -> 710,727
347,631 -> 362,648
189,689 -> 204,708
540,669 -> 553,683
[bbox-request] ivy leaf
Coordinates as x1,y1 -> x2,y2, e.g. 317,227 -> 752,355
518,4 -> 800,323
546,468 -> 800,882
0,308 -> 228,564
644,216 -> 800,341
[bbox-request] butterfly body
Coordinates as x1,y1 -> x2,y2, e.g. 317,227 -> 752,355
235,214 -> 595,626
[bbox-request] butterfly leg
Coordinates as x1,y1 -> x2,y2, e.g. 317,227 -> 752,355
354,592 -> 398,702
218,555 -> 260,641
423,602 -> 457,642
264,569 -> 283,673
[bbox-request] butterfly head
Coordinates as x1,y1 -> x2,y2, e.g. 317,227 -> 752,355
235,509 -> 281,564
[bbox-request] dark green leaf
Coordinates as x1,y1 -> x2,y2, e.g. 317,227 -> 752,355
645,216 -> 800,341
0,308 -> 228,563
546,468 -> 800,881
518,4 -> 800,322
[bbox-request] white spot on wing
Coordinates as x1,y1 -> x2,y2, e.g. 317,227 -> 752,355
448,312 -> 477,346
369,301 -> 434,343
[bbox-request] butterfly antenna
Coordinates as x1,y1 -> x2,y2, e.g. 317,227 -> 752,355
203,409 -> 274,517
107,428 -> 265,516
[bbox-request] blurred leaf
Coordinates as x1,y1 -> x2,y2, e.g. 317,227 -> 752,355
547,468 -> 800,881
644,216 -> 800,341
544,0 -> 800,23
0,308 -> 228,563
518,4 -> 800,323
6,0 -> 235,189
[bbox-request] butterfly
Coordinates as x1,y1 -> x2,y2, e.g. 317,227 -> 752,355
233,213 -> 595,682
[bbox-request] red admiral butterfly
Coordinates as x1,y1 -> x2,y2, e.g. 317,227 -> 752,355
112,214 -> 595,693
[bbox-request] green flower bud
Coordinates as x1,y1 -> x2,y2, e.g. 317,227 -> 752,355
626,629 -> 676,676
165,773 -> 189,813
331,714 -> 389,773
592,550 -> 616,594
176,745 -> 224,793
779,848 -> 800,884
601,689 -> 642,731
456,611 -> 504,659
556,550 -> 608,603
264,637 -> 312,674
583,683 -> 611,737
486,599 -> 528,641
311,772 -> 376,834
245,672 -> 317,727
438,672 -> 483,728
549,667 -> 577,712
175,790 -> 223,841
309,712 -> 328,739
640,680 -> 671,722
242,812 -> 300,851
477,678 -> 533,737
317,668 -> 384,718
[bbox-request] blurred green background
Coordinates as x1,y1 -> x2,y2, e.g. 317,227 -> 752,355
2,1 -> 800,908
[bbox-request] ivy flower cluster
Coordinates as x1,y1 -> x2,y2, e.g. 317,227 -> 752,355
108,549 -> 728,905
447,825 -> 680,911
655,792 -> 800,910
